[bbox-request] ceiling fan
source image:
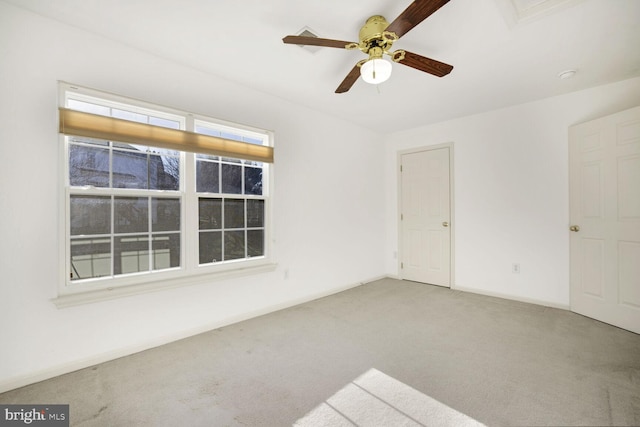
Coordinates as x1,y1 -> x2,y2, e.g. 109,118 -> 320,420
282,0 -> 454,93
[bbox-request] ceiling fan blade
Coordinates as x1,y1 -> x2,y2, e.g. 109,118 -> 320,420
386,0 -> 450,39
395,50 -> 453,77
335,64 -> 361,93
282,35 -> 356,49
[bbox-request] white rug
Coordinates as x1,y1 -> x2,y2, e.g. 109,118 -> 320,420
294,369 -> 486,427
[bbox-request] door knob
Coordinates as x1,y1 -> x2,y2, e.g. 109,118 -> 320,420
570,225 -> 580,232
442,221 -> 449,227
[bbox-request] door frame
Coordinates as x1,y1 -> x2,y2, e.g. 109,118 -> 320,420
397,143 -> 455,288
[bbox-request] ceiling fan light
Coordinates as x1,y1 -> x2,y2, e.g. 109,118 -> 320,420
360,58 -> 392,84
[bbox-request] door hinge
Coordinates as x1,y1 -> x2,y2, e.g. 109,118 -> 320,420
401,262 -> 404,269
401,213 -> 404,220
400,165 -> 403,172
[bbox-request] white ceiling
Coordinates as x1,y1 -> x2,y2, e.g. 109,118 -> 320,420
6,0 -> 640,133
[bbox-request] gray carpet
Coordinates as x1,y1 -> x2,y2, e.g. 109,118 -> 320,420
1,278 -> 639,426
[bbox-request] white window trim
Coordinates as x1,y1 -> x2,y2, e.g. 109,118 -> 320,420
54,82 -> 276,307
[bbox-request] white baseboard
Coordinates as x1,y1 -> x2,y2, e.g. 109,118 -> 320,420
0,277 -> 376,394
363,275 -> 391,283
453,284 -> 570,310
376,275 -> 569,310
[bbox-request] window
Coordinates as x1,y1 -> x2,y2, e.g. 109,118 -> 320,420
58,83 -> 274,301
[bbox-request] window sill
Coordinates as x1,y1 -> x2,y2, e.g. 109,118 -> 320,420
52,263 -> 278,308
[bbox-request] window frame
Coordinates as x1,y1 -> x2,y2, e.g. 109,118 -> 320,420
55,82 -> 275,307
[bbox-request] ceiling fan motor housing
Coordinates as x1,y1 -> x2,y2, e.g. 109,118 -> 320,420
359,15 -> 397,54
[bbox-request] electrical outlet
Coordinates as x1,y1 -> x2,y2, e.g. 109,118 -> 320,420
512,263 -> 520,274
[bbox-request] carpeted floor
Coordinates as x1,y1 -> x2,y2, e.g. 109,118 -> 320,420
294,368 -> 486,426
1,278 -> 639,426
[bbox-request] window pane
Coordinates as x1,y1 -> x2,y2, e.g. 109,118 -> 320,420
149,116 -> 180,129
222,163 -> 242,194
69,144 -> 110,187
152,233 -> 180,270
149,153 -> 180,191
199,198 -> 222,230
224,230 -> 245,260
70,237 -> 111,280
195,125 -> 220,137
67,99 -> 110,116
152,198 -> 180,232
244,166 -> 263,195
112,108 -> 148,124
114,235 -> 149,275
113,142 -> 141,150
247,199 -> 264,228
113,149 -> 148,189
114,197 -> 148,234
197,153 -> 219,161
220,131 -> 243,142
222,157 -> 242,164
224,199 -> 245,229
69,136 -> 109,147
243,136 -> 264,145
199,231 -> 222,264
70,196 -> 111,236
247,230 -> 264,257
196,160 -> 219,193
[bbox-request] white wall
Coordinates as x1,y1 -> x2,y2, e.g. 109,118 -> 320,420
0,2 -> 386,391
384,76 -> 640,307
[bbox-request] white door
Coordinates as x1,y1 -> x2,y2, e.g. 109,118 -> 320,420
569,105 -> 640,334
400,147 -> 451,287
